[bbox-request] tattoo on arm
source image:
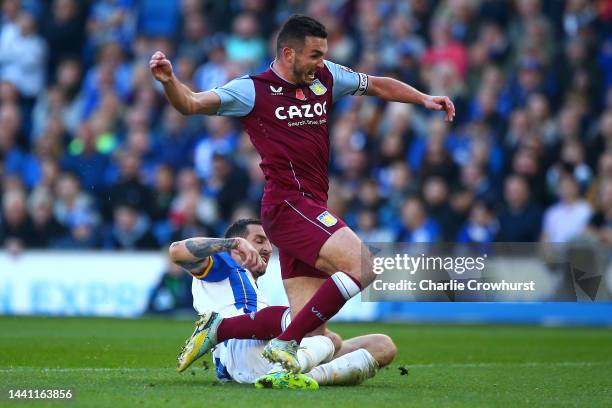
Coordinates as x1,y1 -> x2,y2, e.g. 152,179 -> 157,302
172,238 -> 238,273
185,238 -> 238,259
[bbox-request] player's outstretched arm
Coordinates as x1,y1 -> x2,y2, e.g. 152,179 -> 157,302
365,76 -> 456,122
169,237 -> 265,275
149,51 -> 221,115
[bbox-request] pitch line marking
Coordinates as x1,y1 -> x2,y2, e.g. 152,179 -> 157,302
1,361 -> 611,373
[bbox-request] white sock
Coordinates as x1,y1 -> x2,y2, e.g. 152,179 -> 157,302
265,335 -> 335,374
297,335 -> 335,373
307,348 -> 378,386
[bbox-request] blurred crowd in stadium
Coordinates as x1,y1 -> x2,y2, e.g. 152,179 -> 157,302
1,0 -> 611,254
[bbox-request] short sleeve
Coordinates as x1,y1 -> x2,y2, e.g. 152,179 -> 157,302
211,75 -> 256,117
194,254 -> 232,282
324,60 -> 368,102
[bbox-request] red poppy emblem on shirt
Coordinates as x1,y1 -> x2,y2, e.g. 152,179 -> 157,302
295,88 -> 306,100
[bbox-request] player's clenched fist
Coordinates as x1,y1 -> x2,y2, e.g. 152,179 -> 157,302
231,237 -> 267,273
149,51 -> 174,83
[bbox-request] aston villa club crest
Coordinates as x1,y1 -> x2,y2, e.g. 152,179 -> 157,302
309,79 -> 327,96
295,88 -> 306,100
317,211 -> 338,227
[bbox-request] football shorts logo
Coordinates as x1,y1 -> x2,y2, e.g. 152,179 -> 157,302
295,88 -> 306,100
317,211 -> 337,227
270,85 -> 283,95
309,79 -> 327,96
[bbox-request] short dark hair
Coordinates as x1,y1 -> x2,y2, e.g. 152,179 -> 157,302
224,218 -> 262,239
276,14 -> 327,55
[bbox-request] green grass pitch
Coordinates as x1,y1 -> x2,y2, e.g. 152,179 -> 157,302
0,316 -> 611,407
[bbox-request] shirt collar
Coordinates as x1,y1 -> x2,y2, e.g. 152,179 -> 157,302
270,59 -> 297,85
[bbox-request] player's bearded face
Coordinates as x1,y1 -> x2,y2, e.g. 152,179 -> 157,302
245,225 -> 272,277
292,58 -> 317,86
292,37 -> 327,86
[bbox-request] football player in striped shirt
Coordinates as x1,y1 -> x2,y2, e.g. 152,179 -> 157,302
170,218 -> 396,389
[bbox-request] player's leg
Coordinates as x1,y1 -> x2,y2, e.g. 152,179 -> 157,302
219,335 -> 334,386
283,273 -> 343,352
296,335 -> 336,372
216,307 -> 290,342
307,334 -> 397,386
254,335 -> 335,389
331,333 -> 397,367
275,227 -> 375,344
261,198 -> 374,371
220,339 -> 314,389
176,306 -> 289,372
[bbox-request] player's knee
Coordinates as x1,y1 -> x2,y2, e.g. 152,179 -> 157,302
324,330 -> 343,353
381,335 -> 397,367
341,252 -> 375,289
372,334 -> 397,367
351,249 -> 376,288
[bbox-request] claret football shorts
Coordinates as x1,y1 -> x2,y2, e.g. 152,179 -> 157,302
261,194 -> 346,280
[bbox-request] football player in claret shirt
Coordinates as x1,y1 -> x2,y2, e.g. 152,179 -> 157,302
151,15 -> 454,374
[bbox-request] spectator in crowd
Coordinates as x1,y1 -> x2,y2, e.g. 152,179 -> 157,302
225,12 -> 266,71
193,116 -> 239,180
169,190 -> 215,243
585,179 -> 612,248
137,0 -> 179,38
28,189 -> 67,248
192,34 -> 230,92
206,152 -> 249,223
153,106 -> 195,170
355,208 -> 394,243
381,161 -> 418,209
459,162 -> 498,203
0,103 -> 25,176
587,109 -> 612,167
541,173 -> 592,243
586,151 -> 612,205
546,138 -> 592,196
0,0 -> 21,54
176,12 -> 208,63
104,151 -> 152,221
345,179 -> 386,228
151,164 -> 175,223
146,254 -> 193,315
85,0 -> 135,53
52,57 -> 85,133
497,174 -> 543,242
30,156 -> 60,197
0,189 -> 34,251
422,19 -> 468,79
52,172 -> 99,248
420,134 -> 460,183
0,10 -> 47,103
422,176 -> 461,241
395,197 -> 441,243
42,0 -> 86,78
103,203 -> 157,250
62,122 -> 109,193
457,201 -> 499,243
